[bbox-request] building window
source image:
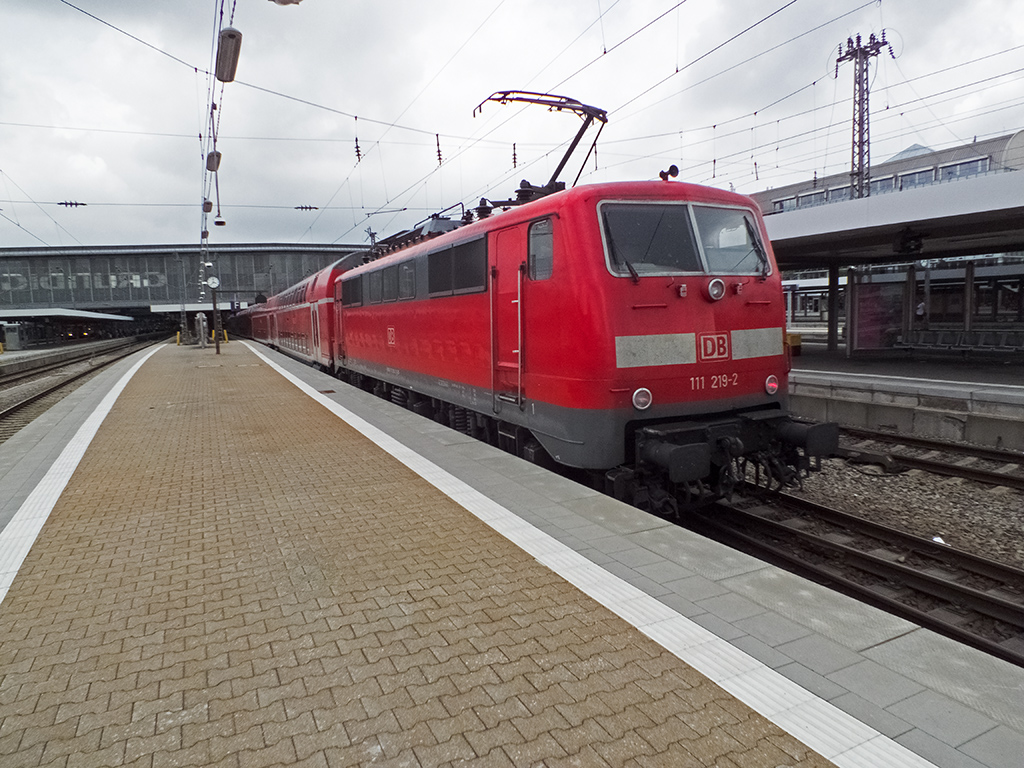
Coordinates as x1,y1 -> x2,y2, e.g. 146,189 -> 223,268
900,168 -> 934,190
796,190 -> 825,208
870,176 -> 894,195
939,157 -> 989,181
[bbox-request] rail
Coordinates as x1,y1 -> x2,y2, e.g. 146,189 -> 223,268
694,493 -> 1024,668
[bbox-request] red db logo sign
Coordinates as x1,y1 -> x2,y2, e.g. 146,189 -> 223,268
699,333 -> 730,361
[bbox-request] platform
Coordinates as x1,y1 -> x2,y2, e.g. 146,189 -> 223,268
0,338 -> 138,377
0,342 -> 1022,767
790,343 -> 1024,450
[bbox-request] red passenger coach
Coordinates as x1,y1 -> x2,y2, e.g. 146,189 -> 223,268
238,258 -> 349,370
318,179 -> 837,512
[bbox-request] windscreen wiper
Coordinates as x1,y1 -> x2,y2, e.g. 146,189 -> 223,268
744,217 -> 770,278
605,223 -> 640,284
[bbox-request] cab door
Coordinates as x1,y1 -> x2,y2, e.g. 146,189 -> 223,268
491,225 -> 525,409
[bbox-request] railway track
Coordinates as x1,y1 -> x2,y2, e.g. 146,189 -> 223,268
0,342 -> 130,389
0,340 -> 159,444
838,426 -> 1024,491
695,491 -> 1024,668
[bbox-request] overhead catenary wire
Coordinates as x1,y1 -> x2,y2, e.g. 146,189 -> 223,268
593,67 -> 1024,166
52,0 -> 1024,163
587,97 -> 1024,190
611,0 -> 878,127
23,1 -> 1024,248
610,0 -> 803,117
328,1 -> 714,241
8,37 -> 1024,162
0,170 -> 82,246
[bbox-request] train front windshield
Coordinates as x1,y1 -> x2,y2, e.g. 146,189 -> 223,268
601,202 -> 769,277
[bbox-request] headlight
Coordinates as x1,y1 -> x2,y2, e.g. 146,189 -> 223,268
632,388 -> 653,410
765,375 -> 779,395
706,278 -> 726,301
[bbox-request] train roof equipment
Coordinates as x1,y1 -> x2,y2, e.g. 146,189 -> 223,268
473,91 -> 608,205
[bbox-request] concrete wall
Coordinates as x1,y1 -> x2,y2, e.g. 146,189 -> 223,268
789,370 -> 1024,451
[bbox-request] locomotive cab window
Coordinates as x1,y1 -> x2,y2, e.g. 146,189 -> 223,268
691,206 -> 769,276
600,202 -> 701,277
528,218 -> 554,280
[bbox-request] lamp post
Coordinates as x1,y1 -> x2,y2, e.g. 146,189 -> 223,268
174,254 -> 188,341
206,276 -> 222,354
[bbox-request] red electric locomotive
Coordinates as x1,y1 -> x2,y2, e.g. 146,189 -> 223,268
238,179 -> 836,513
235,92 -> 836,512
331,180 -> 835,511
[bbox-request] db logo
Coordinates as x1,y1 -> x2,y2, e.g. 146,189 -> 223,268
387,326 -> 396,346
699,333 -> 730,361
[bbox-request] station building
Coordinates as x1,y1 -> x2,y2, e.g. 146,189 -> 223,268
0,242 -> 364,349
749,131 -> 1024,357
751,130 -> 1024,215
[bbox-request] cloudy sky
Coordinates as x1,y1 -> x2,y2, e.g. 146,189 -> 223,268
2,0 -> 1022,249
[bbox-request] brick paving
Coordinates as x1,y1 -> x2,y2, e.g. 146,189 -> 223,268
0,343 -> 837,767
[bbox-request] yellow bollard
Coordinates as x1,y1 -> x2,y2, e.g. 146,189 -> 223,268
176,332 -> 181,346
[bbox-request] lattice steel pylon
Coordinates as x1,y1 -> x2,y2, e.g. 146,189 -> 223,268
836,32 -> 894,198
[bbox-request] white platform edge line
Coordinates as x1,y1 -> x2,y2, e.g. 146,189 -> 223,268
246,342 -> 939,768
0,345 -> 164,607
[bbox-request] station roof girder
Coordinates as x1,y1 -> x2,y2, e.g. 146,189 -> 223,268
762,170 -> 1024,270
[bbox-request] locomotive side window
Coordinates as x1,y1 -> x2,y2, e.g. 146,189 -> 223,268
429,237 -> 487,296
428,249 -> 454,296
452,238 -> 487,294
368,270 -> 383,304
600,203 -> 702,276
528,219 -> 554,280
382,265 -> 399,302
341,276 -> 362,306
398,262 -> 416,300
691,206 -> 769,276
